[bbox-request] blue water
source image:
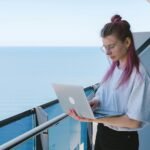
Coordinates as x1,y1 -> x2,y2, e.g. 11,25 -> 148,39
0,47 -> 109,120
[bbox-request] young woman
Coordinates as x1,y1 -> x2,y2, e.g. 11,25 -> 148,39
69,14 -> 150,150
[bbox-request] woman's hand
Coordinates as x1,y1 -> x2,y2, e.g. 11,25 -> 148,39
68,109 -> 94,122
89,99 -> 100,110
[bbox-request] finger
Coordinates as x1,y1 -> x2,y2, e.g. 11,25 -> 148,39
72,110 -> 78,116
68,109 -> 73,115
91,104 -> 96,109
68,109 -> 72,115
71,110 -> 79,118
90,101 -> 94,106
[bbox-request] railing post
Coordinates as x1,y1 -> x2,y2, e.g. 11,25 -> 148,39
35,106 -> 49,150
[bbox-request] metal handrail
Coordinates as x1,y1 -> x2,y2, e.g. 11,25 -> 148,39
0,113 -> 68,150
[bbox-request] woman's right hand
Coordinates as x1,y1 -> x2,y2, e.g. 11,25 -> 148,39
89,99 -> 100,110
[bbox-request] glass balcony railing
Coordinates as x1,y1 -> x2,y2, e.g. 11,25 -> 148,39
0,86 -> 95,150
0,111 -> 35,149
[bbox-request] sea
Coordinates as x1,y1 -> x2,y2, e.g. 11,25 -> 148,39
0,47 -> 109,120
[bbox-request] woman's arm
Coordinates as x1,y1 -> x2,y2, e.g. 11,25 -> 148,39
94,115 -> 142,129
68,110 -> 142,129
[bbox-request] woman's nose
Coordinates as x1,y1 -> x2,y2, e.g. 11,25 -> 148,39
106,50 -> 112,55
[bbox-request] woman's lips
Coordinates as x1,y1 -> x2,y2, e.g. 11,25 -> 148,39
110,56 -> 115,59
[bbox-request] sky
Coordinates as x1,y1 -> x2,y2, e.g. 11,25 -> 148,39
0,0 -> 150,46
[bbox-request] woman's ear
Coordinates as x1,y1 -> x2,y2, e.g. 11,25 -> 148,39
125,37 -> 131,49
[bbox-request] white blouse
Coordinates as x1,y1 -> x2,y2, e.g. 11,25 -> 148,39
95,63 -> 150,131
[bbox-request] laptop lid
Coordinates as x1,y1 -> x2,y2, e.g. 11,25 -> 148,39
52,83 -> 123,119
52,83 -> 95,119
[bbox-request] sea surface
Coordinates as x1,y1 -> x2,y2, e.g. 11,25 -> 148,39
0,47 -> 109,120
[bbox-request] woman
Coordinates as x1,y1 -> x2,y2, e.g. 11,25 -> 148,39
69,14 -> 150,150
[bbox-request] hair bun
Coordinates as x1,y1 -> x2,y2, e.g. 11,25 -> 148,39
111,15 -> 122,23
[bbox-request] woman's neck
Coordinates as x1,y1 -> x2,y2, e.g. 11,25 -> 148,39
118,56 -> 127,70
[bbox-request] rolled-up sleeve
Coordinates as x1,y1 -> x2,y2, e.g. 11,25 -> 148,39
127,73 -> 150,123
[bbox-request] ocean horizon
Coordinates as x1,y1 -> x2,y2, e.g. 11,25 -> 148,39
0,47 -> 109,120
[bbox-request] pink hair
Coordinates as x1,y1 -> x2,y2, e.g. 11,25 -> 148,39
101,14 -> 140,87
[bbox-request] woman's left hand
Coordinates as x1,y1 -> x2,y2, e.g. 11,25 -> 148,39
68,109 -> 94,122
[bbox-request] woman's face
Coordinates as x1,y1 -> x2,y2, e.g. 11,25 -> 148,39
102,35 -> 129,62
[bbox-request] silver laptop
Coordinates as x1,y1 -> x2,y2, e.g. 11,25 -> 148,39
52,83 -> 123,119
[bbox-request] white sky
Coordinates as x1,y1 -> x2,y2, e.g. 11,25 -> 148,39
0,0 -> 150,46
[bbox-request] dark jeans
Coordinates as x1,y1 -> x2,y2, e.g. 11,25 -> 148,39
94,124 -> 139,150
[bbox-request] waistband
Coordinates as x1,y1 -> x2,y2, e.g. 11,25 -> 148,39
97,123 -> 138,135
